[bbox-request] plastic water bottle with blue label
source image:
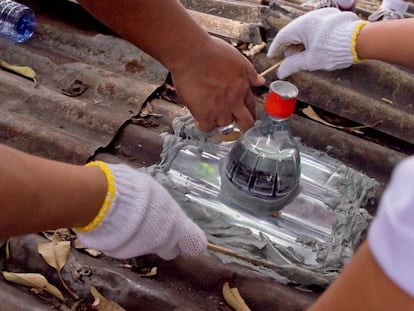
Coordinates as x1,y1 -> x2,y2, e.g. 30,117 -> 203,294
0,0 -> 35,43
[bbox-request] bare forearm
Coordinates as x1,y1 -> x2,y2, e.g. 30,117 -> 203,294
309,241 -> 414,311
357,18 -> 414,68
0,144 -> 105,238
77,0 -> 212,71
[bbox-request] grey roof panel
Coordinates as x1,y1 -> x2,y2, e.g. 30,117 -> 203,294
0,8 -> 168,163
0,0 -> 413,309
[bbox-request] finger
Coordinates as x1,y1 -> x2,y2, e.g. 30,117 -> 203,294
266,19 -> 308,59
267,30 -> 302,59
193,115 -> 217,133
277,51 -> 308,79
244,90 -> 257,120
215,99 -> 235,134
179,224 -> 208,257
243,57 -> 266,87
156,246 -> 180,261
250,72 -> 266,88
233,94 -> 255,132
216,114 -> 234,127
267,37 -> 284,59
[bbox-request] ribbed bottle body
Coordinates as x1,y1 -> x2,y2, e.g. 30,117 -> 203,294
224,115 -> 300,201
221,80 -> 301,212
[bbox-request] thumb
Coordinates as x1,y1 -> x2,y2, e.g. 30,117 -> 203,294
194,117 -> 215,133
250,73 -> 266,87
178,221 -> 208,256
266,28 -> 300,59
277,52 -> 308,79
244,59 -> 266,87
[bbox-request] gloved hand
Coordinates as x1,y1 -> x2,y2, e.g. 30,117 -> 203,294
75,161 -> 207,260
267,8 -> 369,79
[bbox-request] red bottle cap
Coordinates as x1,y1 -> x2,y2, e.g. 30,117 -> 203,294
264,81 -> 298,118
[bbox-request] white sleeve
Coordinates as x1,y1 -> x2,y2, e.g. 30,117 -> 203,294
368,156 -> 414,297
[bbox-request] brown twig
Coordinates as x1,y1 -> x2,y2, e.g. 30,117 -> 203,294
259,60 -> 283,77
349,119 -> 383,131
51,231 -> 79,300
207,242 -> 280,270
259,43 -> 305,77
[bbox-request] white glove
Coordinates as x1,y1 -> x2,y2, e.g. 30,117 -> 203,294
267,8 -> 368,79
75,161 -> 207,260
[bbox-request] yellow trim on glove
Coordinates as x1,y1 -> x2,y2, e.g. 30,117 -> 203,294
351,21 -> 369,63
75,161 -> 116,232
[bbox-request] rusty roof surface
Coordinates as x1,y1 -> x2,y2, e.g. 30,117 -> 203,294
0,0 -> 168,164
0,0 -> 413,310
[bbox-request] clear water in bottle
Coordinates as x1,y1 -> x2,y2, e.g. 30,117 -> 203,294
220,80 -> 301,213
0,0 -> 35,43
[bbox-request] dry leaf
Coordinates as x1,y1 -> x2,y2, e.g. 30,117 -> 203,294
73,238 -> 102,257
139,102 -> 162,118
42,229 -> 74,242
139,267 -> 157,277
118,263 -> 133,269
139,103 -> 152,117
37,241 -> 71,272
5,239 -> 10,260
54,228 -> 74,241
2,272 -> 65,302
222,282 -> 251,311
0,60 -> 38,85
37,240 -> 79,300
164,82 -> 175,92
90,286 -> 126,311
381,97 -> 393,104
42,230 -> 57,241
243,42 -> 266,57
302,106 -> 364,134
84,248 -> 102,257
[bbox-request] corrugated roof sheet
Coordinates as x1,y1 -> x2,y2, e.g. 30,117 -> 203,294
0,0 -> 168,163
0,0 -> 413,309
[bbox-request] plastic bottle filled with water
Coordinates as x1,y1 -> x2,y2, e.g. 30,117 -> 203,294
0,0 -> 35,43
221,80 -> 301,213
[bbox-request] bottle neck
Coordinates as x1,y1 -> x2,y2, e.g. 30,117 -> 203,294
260,112 -> 291,134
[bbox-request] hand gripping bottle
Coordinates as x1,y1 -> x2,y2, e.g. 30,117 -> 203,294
0,0 -> 35,43
221,80 -> 301,214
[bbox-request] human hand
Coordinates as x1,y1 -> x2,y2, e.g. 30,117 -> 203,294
75,161 -> 207,260
267,8 -> 368,79
171,36 -> 265,133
